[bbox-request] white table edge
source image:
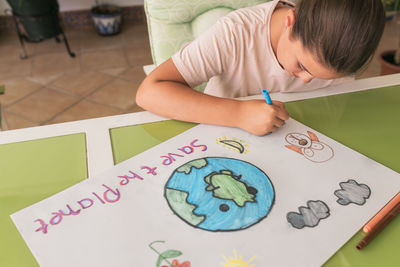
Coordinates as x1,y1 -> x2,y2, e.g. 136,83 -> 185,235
1,73 -> 399,177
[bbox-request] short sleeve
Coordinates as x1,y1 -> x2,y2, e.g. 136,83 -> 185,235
172,17 -> 238,88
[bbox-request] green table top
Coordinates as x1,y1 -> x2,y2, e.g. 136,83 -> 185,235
0,133 -> 87,266
285,85 -> 400,266
1,85 -> 399,266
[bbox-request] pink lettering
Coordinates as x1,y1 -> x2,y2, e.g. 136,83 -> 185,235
118,171 -> 144,185
33,184 -> 123,235
49,212 -> 63,225
141,166 -> 157,176
34,219 -> 49,234
190,139 -> 207,151
92,192 -> 106,204
161,156 -> 172,165
161,153 -> 184,165
59,204 -> 81,216
102,184 -> 121,203
178,146 -> 194,154
78,198 -> 94,209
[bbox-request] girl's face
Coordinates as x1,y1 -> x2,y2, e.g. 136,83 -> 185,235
276,19 -> 342,83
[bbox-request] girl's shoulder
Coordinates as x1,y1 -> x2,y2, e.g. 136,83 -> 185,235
221,1 -> 276,27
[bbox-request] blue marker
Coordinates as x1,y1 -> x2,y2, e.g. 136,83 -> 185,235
262,89 -> 273,135
262,89 -> 272,105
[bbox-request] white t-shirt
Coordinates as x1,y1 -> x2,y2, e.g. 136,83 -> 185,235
172,0 -> 353,98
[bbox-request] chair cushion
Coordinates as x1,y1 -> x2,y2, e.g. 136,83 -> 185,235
145,0 -> 270,66
191,8 -> 233,38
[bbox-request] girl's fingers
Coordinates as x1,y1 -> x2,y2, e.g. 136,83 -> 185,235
270,125 -> 278,132
274,117 -> 285,128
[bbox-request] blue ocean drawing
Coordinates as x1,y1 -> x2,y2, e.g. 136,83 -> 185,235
165,157 -> 275,231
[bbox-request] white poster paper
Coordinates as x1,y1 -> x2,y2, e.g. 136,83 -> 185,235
11,119 -> 400,267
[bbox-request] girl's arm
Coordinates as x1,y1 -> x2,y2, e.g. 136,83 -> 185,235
136,59 -> 289,136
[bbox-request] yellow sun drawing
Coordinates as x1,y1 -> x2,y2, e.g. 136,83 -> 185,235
221,249 -> 256,267
216,137 -> 250,154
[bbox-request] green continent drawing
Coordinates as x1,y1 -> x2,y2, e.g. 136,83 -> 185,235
177,158 -> 208,174
204,170 -> 256,207
165,189 -> 205,226
165,157 -> 275,232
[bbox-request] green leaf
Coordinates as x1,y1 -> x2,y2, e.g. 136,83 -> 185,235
0,85 -> 4,95
161,249 -> 182,259
155,250 -> 182,267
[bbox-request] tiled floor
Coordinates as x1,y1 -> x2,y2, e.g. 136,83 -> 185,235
0,21 -> 150,130
0,18 -> 399,131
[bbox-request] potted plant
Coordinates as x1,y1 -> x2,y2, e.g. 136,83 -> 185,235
383,0 -> 399,20
91,1 -> 122,36
379,33 -> 400,75
0,85 -> 5,130
378,0 -> 400,74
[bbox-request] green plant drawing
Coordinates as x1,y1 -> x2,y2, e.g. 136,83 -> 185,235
149,240 -> 183,267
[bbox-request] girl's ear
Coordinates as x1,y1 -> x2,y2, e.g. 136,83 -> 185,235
285,9 -> 296,28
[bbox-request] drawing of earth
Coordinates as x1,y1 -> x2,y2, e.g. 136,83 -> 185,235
165,157 -> 275,231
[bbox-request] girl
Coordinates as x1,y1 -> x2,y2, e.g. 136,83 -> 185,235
137,0 -> 385,136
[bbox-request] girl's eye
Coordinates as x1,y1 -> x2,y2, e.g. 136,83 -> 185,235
297,63 -> 303,71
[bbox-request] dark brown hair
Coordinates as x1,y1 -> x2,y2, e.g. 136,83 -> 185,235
291,0 -> 385,75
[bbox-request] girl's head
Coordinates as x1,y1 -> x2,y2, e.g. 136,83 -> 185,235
276,0 -> 385,82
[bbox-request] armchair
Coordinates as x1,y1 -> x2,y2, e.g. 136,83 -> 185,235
143,0 -> 270,89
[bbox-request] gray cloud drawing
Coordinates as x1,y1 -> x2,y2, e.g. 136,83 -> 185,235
334,179 -> 371,206
287,200 -> 330,229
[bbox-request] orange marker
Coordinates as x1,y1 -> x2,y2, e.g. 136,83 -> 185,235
363,192 -> 400,233
356,192 -> 400,250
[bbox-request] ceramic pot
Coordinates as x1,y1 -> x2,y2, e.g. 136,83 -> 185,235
379,50 -> 400,75
91,5 -> 121,36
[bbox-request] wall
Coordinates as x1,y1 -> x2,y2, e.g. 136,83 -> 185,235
0,0 -> 144,15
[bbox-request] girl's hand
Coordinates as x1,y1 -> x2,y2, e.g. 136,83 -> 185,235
236,100 -> 289,136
